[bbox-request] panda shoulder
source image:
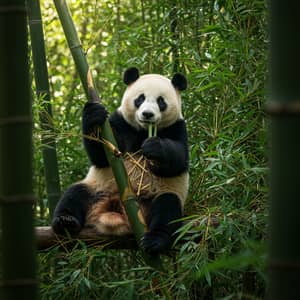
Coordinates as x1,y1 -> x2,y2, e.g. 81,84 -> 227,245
161,119 -> 188,140
109,110 -> 137,133
109,110 -> 128,128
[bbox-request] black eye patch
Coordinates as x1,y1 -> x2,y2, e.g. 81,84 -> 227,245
157,96 -> 167,111
134,94 -> 145,108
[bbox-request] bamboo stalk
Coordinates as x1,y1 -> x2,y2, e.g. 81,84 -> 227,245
53,0 -> 163,271
170,4 -> 180,73
27,0 -> 61,217
268,1 -> 300,299
0,0 -> 38,298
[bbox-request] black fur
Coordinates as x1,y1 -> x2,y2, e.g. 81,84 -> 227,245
134,94 -> 145,108
52,183 -> 94,234
171,73 -> 187,91
109,111 -> 148,153
123,67 -> 139,85
82,102 -> 110,168
141,193 -> 182,254
157,96 -> 167,111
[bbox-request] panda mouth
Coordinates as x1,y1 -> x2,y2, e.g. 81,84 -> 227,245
139,119 -> 155,124
138,119 -> 158,130
136,114 -> 160,129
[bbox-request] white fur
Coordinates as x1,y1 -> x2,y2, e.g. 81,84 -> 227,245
82,157 -> 189,207
119,74 -> 183,129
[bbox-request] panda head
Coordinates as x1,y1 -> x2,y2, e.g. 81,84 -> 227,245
118,67 -> 187,130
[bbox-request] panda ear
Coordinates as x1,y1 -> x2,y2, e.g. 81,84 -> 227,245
123,67 -> 139,85
171,73 -> 187,91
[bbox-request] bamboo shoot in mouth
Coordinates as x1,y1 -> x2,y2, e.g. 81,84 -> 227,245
148,123 -> 157,137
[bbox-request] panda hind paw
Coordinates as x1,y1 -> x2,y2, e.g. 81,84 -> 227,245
141,231 -> 172,255
52,215 -> 82,235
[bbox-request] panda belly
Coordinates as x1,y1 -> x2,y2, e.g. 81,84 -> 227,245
81,153 -> 189,235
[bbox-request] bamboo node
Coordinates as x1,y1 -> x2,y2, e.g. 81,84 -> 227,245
69,43 -> 82,50
0,5 -> 27,13
0,194 -> 37,204
0,116 -> 32,126
266,101 -> 300,116
102,138 -> 123,157
0,278 -> 38,287
268,260 -> 300,270
29,19 -> 42,25
121,186 -> 135,202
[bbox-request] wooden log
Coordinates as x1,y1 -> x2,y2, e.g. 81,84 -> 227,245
35,226 -> 137,251
35,216 -> 219,251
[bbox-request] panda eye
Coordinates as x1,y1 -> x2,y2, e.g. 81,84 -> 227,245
157,96 -> 167,111
134,94 -> 145,108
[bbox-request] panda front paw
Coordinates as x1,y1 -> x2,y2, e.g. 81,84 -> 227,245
141,230 -> 172,255
82,102 -> 108,133
52,215 -> 82,235
141,137 -> 164,161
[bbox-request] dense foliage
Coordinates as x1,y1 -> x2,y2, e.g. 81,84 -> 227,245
33,0 -> 267,299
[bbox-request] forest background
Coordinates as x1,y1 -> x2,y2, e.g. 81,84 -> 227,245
34,0 -> 267,299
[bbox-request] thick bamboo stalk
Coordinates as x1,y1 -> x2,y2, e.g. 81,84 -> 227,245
52,0 -> 163,271
0,1 -> 38,299
27,0 -> 61,217
268,1 -> 300,299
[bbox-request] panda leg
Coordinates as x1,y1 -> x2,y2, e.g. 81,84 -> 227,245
141,193 -> 183,255
51,183 -> 94,235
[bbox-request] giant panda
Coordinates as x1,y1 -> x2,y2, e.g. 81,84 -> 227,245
52,67 -> 189,254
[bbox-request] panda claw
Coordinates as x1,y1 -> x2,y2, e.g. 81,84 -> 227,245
52,215 -> 82,235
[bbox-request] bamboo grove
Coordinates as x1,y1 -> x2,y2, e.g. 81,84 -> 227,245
2,0 -> 300,299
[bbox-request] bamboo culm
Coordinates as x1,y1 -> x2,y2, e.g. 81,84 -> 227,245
28,0 -> 61,217
268,0 -> 300,299
53,0 -> 163,271
0,0 -> 38,298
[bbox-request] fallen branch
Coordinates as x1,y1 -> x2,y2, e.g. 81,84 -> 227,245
35,216 -> 220,251
35,226 -> 137,251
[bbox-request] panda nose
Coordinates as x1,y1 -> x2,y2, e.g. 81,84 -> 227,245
142,111 -> 154,119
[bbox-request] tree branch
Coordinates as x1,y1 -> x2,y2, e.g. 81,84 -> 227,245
35,226 -> 137,250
